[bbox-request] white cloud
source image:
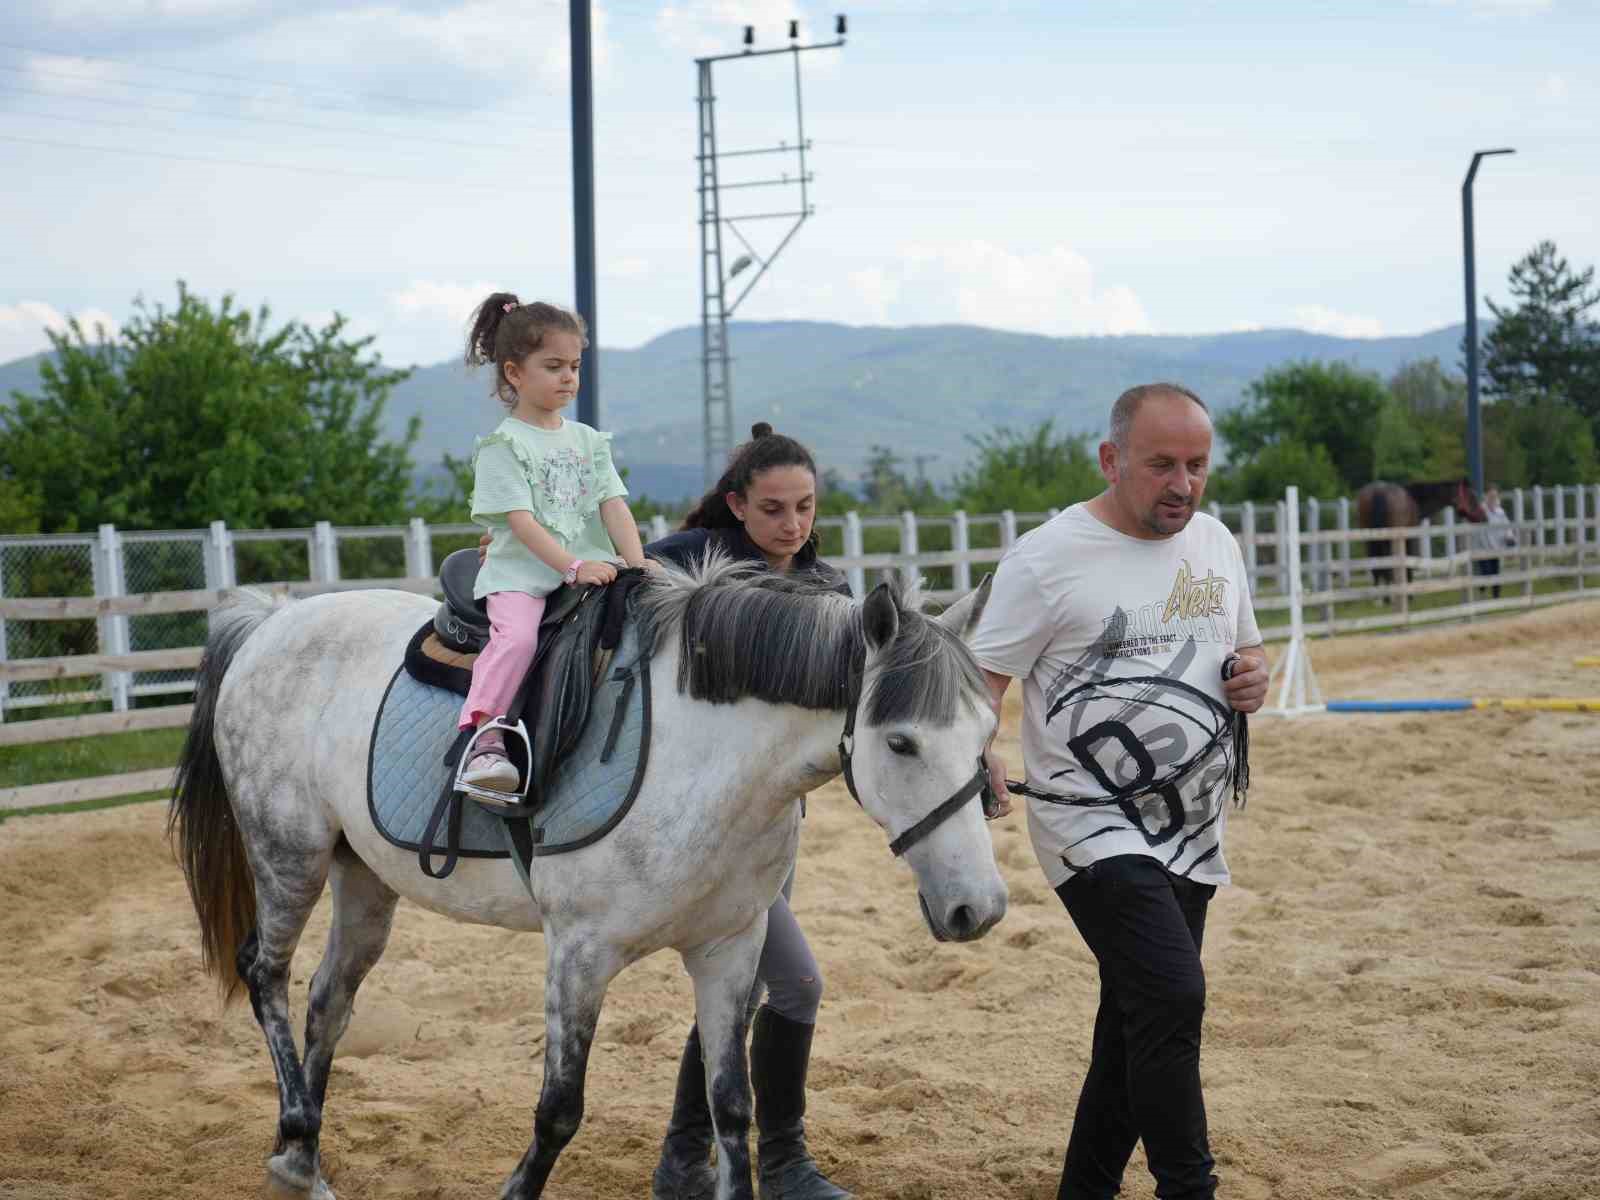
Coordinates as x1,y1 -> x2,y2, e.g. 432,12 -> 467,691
1539,72 -> 1568,102
848,266 -> 900,324
897,241 -> 1152,336
0,302 -> 120,363
18,53 -> 126,98
241,2 -> 612,94
1289,304 -> 1385,339
606,257 -> 651,279
656,1 -> 825,56
389,280 -> 502,327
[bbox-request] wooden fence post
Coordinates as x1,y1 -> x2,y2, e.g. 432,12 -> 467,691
1275,499 -> 1289,593
952,510 -> 971,593
404,518 -> 433,579
649,515 -> 670,542
899,512 -> 919,585
1554,485 -> 1567,551
311,521 -> 340,583
843,511 -> 865,598
94,524 -> 131,713
204,521 -> 237,590
1241,502 -> 1257,595
1000,510 -> 1018,551
1337,497 -> 1351,587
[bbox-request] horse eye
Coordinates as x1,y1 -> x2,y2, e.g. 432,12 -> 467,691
886,733 -> 918,756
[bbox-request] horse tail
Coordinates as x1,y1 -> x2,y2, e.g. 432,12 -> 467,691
168,588 -> 277,1003
1370,486 -> 1390,532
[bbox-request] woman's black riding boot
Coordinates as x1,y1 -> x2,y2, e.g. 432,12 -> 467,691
751,1007 -> 853,1200
652,1025 -> 718,1200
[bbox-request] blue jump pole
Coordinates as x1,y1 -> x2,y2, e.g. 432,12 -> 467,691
1326,700 -> 1476,713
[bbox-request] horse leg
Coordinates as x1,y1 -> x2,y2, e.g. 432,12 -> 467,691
301,841 -> 399,1120
499,932 -> 623,1200
683,913 -> 770,1200
236,838 -> 336,1199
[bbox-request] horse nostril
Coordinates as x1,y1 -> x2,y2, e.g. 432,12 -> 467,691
947,904 -> 977,939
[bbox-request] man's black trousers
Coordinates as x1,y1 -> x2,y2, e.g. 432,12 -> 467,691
1055,854 -> 1218,1200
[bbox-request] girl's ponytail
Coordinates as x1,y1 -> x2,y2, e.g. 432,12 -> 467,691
465,292 -> 522,368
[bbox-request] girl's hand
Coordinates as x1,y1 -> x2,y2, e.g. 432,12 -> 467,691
575,560 -> 618,587
477,532 -> 492,566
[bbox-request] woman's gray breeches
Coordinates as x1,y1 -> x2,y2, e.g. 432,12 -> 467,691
749,868 -> 823,1024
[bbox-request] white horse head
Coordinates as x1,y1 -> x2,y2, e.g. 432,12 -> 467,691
848,574 -> 1007,942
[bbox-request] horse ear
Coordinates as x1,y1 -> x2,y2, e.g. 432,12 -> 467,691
862,582 -> 899,651
936,574 -> 992,642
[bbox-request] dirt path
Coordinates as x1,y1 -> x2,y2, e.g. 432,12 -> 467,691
3,602 -> 1597,1199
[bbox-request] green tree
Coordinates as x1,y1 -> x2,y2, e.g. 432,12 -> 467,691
1215,361 -> 1389,493
1484,400 -> 1600,487
951,422 -> 1102,513
1207,439 -> 1342,504
0,283 -> 417,534
1483,241 -> 1600,437
860,444 -> 942,513
1390,358 -> 1466,418
1371,398 -> 1430,480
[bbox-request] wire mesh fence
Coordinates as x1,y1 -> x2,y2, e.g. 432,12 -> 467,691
121,532 -> 208,700
0,535 -> 99,712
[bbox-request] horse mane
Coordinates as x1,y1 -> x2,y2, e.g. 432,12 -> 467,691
637,551 -> 987,726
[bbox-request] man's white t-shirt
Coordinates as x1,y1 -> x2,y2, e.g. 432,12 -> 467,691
969,504 -> 1261,889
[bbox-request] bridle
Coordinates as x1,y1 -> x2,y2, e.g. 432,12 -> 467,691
837,667 -> 998,858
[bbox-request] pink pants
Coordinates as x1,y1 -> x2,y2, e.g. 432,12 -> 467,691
459,591 -> 547,730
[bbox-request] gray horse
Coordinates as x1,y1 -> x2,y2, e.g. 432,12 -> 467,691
169,557 -> 1007,1200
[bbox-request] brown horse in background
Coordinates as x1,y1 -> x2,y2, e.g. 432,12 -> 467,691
1356,479 -> 1485,588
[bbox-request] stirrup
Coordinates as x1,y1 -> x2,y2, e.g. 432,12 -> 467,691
453,717 -> 535,812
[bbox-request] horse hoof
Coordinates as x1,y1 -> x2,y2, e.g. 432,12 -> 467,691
267,1153 -> 334,1200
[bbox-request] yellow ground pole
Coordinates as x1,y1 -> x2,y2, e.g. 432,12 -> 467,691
1574,657 -> 1600,668
1475,697 -> 1600,713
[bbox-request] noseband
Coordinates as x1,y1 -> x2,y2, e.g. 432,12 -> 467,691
837,669 -> 997,858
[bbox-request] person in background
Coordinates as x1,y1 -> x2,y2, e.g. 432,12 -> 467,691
1472,485 -> 1517,599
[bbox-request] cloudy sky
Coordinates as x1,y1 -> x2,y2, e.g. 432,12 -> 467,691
1,0 -> 1595,368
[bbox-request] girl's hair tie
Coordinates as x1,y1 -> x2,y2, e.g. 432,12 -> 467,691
502,301 -> 517,314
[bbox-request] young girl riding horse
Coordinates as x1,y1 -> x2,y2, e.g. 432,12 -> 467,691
457,294 -> 648,802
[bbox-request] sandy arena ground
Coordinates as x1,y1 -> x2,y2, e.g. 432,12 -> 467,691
3,602 -> 1598,1200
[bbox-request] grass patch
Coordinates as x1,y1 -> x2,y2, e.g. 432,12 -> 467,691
0,790 -> 166,826
0,727 -> 186,789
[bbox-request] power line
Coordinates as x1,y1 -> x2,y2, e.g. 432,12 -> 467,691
0,40 -> 554,114
0,132 -> 512,189
0,60 -> 545,129
1,106 -> 464,163
0,82 -> 551,152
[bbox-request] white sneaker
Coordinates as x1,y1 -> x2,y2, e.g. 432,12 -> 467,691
461,751 -> 520,797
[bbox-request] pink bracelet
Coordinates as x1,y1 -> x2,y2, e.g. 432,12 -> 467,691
563,559 -> 584,585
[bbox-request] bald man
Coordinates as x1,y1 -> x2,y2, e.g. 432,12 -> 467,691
971,383 -> 1267,1200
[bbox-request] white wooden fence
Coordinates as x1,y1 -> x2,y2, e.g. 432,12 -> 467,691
4,487 -> 1598,809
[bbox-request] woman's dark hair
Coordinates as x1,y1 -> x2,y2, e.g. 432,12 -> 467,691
682,422 -> 819,531
464,292 -> 589,409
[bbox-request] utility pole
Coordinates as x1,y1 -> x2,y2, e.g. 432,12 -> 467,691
1462,147 -> 1514,495
696,15 -> 847,485
572,0 -> 600,426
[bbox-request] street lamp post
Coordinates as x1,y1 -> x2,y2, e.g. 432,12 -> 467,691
1462,147 -> 1514,495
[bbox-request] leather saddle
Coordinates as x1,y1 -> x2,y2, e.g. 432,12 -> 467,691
423,550 -> 645,807
435,548 -> 588,655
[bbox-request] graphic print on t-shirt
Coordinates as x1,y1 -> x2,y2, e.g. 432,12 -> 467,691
1038,599 -> 1236,872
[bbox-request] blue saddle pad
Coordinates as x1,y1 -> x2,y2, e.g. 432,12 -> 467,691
367,614 -> 651,862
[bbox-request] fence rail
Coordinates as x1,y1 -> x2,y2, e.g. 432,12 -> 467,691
4,485 -> 1597,742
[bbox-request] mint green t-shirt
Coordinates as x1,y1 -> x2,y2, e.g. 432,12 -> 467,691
470,416 -> 629,599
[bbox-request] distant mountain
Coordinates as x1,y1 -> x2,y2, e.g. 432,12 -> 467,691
3,321 -> 1469,503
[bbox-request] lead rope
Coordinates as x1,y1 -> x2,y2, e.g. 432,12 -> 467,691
1223,654 -> 1250,810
